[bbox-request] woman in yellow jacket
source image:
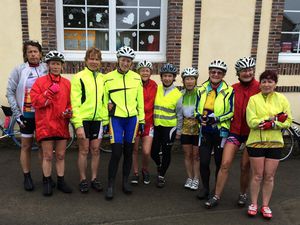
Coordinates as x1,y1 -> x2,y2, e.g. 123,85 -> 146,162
71,47 -> 108,193
246,70 -> 292,219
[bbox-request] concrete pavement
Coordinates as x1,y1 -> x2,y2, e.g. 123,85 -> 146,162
0,139 -> 299,225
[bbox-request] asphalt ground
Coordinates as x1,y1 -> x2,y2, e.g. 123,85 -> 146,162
0,139 -> 299,225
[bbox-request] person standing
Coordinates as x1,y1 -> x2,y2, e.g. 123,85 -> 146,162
103,46 -> 144,200
246,70 -> 292,219
6,40 -> 47,191
30,51 -> 72,196
195,60 -> 234,200
205,57 -> 260,208
179,67 -> 200,191
131,60 -> 157,185
151,63 -> 183,188
71,47 -> 108,193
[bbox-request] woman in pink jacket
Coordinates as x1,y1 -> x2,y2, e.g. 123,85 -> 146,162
31,51 -> 72,196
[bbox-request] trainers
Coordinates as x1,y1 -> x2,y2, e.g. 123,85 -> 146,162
261,206 -> 272,219
130,173 -> 139,185
157,176 -> 165,188
237,193 -> 248,207
57,176 -> 73,193
91,179 -> 103,192
248,204 -> 258,216
142,170 -> 151,185
190,178 -> 199,190
24,173 -> 34,191
184,178 -> 193,189
205,195 -> 220,208
79,179 -> 89,193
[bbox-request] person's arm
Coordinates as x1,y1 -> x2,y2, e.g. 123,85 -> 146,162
70,75 -> 83,129
176,96 -> 183,136
273,95 -> 292,129
218,89 -> 234,122
6,66 -> 22,118
137,78 -> 145,124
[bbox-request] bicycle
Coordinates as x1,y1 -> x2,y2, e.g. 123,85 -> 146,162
281,120 -> 300,161
1,105 -> 75,150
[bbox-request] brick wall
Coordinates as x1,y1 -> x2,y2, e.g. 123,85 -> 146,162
192,0 -> 201,68
266,0 -> 285,71
251,0 -> 262,59
20,0 -> 29,42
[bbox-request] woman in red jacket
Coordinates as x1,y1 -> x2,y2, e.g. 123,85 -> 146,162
131,60 -> 157,185
30,51 -> 72,196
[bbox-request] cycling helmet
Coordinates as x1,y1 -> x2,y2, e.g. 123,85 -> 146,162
160,63 -> 177,76
136,60 -> 153,71
181,67 -> 199,79
235,56 -> 256,72
208,59 -> 227,73
117,46 -> 135,60
45,50 -> 65,63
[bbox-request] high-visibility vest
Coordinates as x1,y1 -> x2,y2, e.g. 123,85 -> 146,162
154,85 -> 182,127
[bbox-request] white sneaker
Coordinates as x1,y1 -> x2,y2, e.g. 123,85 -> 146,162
184,178 -> 193,189
190,178 -> 199,190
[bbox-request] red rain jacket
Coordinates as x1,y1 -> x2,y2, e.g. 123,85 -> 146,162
143,79 -> 157,126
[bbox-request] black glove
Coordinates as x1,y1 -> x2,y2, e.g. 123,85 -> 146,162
16,115 -> 27,128
102,125 -> 109,134
206,115 -> 218,125
138,123 -> 145,135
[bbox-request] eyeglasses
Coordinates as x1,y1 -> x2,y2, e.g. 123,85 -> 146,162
209,70 -> 224,75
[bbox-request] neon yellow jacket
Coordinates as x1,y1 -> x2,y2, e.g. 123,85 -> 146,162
154,84 -> 183,127
71,67 -> 108,129
195,80 -> 234,131
246,91 -> 292,148
103,69 -> 145,123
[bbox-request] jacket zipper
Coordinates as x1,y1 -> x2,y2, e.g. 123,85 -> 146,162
92,74 -> 98,120
123,75 -> 129,117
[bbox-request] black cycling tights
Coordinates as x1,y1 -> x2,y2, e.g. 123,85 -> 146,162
108,142 -> 133,180
151,126 -> 176,177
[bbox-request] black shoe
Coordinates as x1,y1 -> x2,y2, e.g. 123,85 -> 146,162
57,176 -> 72,193
50,176 -> 56,188
79,179 -> 89,193
43,176 -> 53,196
197,188 -> 209,200
142,170 -> 151,185
105,187 -> 114,200
24,172 -> 34,191
91,179 -> 103,192
237,193 -> 248,207
205,195 -> 220,208
130,173 -> 139,185
123,177 -> 132,194
156,176 -> 165,188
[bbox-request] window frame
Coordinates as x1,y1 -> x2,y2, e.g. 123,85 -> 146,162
279,9 -> 300,63
56,0 -> 168,62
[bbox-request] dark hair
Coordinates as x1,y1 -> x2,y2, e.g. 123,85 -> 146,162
84,47 -> 102,61
259,70 -> 278,83
23,40 -> 42,62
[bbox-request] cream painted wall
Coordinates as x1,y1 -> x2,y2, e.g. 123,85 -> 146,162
283,93 -> 300,122
0,0 -> 23,110
180,0 -> 195,71
27,0 -> 42,42
198,0 -> 256,85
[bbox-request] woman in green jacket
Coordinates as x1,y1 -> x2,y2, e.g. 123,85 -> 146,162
246,70 -> 292,219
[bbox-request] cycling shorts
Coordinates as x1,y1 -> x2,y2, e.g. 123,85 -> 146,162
83,121 -> 103,140
110,116 -> 138,144
247,147 -> 281,159
180,134 -> 199,146
136,124 -> 154,138
225,133 -> 248,147
20,117 -> 35,138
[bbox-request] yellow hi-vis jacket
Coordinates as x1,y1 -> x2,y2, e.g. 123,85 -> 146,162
71,67 -> 108,129
154,84 -> 182,128
103,69 -> 145,123
246,91 -> 292,148
195,80 -> 234,131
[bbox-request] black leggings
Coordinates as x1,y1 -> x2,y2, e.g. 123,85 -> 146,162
199,132 -> 223,190
151,126 -> 176,177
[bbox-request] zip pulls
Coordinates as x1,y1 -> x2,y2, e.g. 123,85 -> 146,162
91,71 -> 98,121
123,74 -> 130,117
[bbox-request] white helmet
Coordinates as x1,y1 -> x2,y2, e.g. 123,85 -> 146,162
235,57 -> 256,72
45,50 -> 65,63
181,67 -> 199,79
208,59 -> 227,73
117,46 -> 135,59
136,60 -> 153,71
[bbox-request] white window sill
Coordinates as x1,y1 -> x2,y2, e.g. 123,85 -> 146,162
278,53 -> 300,63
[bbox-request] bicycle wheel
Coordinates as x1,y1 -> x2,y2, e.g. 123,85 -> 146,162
280,128 -> 294,161
10,118 -> 39,150
100,134 -> 111,153
66,122 -> 76,149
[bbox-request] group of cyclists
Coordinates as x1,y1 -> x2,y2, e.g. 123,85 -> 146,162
6,40 -> 292,220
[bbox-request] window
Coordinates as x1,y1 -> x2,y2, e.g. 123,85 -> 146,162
279,0 -> 300,63
56,0 -> 167,62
